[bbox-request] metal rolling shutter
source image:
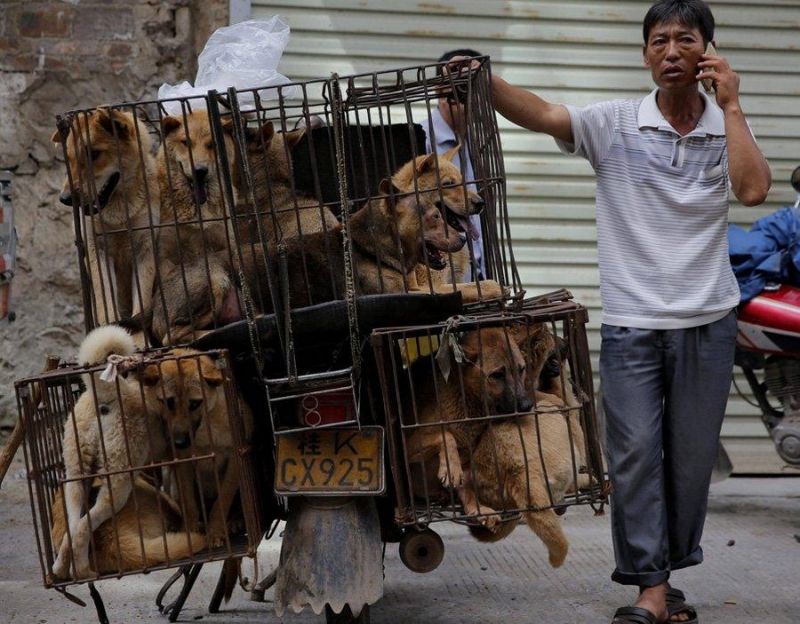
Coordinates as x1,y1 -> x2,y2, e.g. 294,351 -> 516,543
251,0 -> 800,471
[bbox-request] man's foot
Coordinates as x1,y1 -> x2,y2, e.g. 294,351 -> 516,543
664,586 -> 698,623
634,583 -> 669,623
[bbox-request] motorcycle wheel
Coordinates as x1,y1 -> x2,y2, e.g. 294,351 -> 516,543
325,604 -> 370,624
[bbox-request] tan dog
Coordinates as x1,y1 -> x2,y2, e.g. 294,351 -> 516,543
52,326 -> 166,579
50,475 -> 206,577
392,150 -> 502,301
142,349 -> 254,548
232,120 -> 339,243
150,167 -> 468,344
54,109 -> 158,324
405,325 -> 542,528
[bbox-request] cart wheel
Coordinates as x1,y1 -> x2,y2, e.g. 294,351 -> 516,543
398,527 -> 444,573
325,603 -> 370,624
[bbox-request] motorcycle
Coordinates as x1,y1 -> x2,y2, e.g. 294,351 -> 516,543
729,165 -> 800,470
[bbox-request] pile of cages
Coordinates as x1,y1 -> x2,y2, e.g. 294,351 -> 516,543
23,56 -> 607,619
372,294 -> 605,540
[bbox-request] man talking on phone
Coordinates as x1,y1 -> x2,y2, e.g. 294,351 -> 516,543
458,1 -> 772,622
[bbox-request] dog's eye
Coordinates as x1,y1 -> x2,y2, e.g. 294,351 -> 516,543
90,150 -> 101,161
188,399 -> 203,411
159,397 -> 176,411
489,369 -> 505,380
181,139 -> 190,148
442,178 -> 454,186
518,365 -> 526,376
205,141 -> 213,150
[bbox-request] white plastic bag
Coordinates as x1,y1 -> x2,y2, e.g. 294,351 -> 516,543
158,16 -> 299,114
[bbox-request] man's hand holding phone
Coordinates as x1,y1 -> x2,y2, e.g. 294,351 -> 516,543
697,42 -> 741,112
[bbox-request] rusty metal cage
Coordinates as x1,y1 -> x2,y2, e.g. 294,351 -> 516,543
371,291 -> 606,536
16,348 -> 261,589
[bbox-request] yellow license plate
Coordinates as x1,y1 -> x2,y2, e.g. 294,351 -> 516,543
275,427 -> 384,495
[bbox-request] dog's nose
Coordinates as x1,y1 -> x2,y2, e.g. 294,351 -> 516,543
471,196 -> 485,214
59,191 -> 73,207
517,396 -> 533,413
172,432 -> 191,449
192,166 -> 209,184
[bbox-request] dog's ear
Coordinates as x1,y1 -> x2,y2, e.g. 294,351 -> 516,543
283,127 -> 305,151
140,364 -> 162,387
245,120 -> 275,148
200,356 -> 225,388
442,143 -> 461,163
161,115 -> 182,137
415,152 -> 438,175
51,127 -> 66,144
96,108 -> 132,141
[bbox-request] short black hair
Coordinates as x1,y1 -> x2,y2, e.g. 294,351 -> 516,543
438,49 -> 483,64
643,0 -> 715,45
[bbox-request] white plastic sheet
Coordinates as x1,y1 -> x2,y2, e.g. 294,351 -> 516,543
158,16 -> 299,114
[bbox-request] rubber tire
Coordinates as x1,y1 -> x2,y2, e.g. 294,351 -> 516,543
325,604 -> 370,624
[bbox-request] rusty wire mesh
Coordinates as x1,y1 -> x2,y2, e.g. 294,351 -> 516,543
371,293 -> 607,529
16,349 -> 261,589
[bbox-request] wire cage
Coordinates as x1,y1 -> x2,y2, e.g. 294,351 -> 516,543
371,292 -> 606,536
16,348 -> 261,589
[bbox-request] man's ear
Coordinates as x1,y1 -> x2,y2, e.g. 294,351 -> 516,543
161,115 -> 182,137
642,44 -> 651,68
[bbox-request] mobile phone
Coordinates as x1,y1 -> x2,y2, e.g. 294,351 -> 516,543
700,42 -> 717,93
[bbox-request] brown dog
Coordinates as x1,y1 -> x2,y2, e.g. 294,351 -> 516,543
405,325 -> 542,528
54,109 -> 158,324
150,161 -> 468,344
231,120 -> 339,243
50,475 -> 206,577
142,349 -> 254,548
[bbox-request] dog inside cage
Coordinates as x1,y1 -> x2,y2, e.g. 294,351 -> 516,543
373,307 -> 603,569
19,327 -> 258,586
52,59 -> 514,361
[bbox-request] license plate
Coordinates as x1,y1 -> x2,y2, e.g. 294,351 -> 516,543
275,427 -> 384,495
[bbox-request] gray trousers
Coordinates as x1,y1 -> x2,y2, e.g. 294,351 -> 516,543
600,311 -> 737,587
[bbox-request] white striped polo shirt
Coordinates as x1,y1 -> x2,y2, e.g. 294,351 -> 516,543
556,88 -> 740,329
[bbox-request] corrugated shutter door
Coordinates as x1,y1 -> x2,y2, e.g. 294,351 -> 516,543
252,0 -> 800,472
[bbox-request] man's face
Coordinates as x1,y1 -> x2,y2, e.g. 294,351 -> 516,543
438,97 -> 466,135
643,20 -> 707,91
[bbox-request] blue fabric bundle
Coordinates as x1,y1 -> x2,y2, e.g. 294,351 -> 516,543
728,207 -> 800,302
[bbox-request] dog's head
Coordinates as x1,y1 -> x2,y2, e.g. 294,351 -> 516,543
378,178 -> 466,270
160,110 -> 235,211
392,147 -> 485,241
53,109 -> 147,217
140,349 -> 225,450
459,326 -> 534,416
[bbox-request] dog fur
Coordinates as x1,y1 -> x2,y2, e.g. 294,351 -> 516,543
149,160 -> 468,344
405,325 -> 541,528
52,325 -> 166,579
54,109 -> 158,324
141,348 -> 254,548
50,475 -> 206,576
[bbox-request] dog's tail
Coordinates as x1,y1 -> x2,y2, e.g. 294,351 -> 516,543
523,509 -> 569,568
468,518 -> 518,543
78,324 -> 136,367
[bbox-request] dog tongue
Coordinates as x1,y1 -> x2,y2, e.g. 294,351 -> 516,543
194,183 -> 208,206
459,216 -> 480,241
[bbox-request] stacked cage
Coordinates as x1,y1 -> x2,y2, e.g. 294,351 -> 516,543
22,56 -> 607,613
17,349 -> 260,588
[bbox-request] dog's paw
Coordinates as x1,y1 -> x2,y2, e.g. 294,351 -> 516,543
477,280 -> 505,300
206,523 -> 229,549
438,460 -> 464,489
476,508 -> 503,531
51,554 -> 70,580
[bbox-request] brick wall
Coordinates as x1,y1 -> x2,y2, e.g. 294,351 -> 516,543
0,0 -> 228,425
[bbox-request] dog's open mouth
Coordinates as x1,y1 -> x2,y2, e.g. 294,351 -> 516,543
186,175 -> 209,206
424,242 -> 448,271
83,171 -> 120,216
442,204 -> 480,241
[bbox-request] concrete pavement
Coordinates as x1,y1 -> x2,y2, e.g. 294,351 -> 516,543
1,446 -> 798,624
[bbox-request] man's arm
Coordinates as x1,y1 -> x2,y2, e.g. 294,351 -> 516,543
491,75 -> 573,143
698,54 -> 771,207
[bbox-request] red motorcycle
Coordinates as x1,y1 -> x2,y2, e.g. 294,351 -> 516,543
732,165 -> 800,468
